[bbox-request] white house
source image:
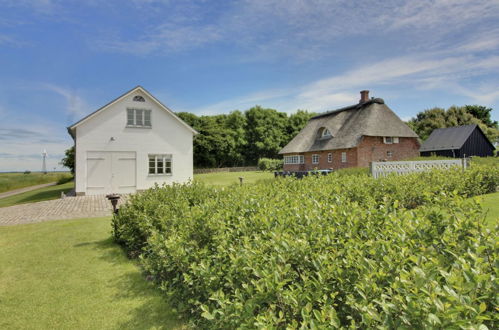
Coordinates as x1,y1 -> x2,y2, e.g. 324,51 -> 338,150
67,86 -> 197,196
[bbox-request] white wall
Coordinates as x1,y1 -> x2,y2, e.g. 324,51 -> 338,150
74,90 -> 194,195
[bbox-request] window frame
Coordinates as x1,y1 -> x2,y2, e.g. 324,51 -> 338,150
387,151 -> 393,158
127,108 -> 152,128
148,154 -> 172,176
321,128 -> 331,138
383,137 -> 400,144
312,154 -> 320,164
327,153 -> 333,163
341,152 -> 347,163
283,155 -> 304,165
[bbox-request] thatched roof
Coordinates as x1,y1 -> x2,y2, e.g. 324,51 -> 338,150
279,98 -> 418,154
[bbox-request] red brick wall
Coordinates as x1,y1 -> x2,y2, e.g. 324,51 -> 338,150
356,136 -> 420,168
283,148 -> 357,171
282,136 -> 420,171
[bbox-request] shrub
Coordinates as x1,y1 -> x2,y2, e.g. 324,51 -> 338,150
113,165 -> 499,328
56,174 -> 73,185
258,158 -> 283,171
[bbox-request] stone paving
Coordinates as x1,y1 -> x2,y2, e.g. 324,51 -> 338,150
0,195 -> 128,226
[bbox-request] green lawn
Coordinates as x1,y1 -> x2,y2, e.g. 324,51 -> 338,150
194,170 -> 273,186
0,181 -> 75,208
0,172 -> 72,193
478,191 -> 499,228
0,217 -> 186,330
0,171 -> 272,208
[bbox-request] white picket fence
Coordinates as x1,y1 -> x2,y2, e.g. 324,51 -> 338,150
370,159 -> 468,179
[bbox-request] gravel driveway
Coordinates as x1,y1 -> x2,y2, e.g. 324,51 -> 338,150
0,195 -> 127,226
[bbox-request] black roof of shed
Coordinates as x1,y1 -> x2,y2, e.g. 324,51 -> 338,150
420,124 -> 488,152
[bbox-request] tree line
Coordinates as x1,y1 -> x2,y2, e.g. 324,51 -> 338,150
407,105 -> 498,142
60,104 -> 497,173
177,107 -> 316,168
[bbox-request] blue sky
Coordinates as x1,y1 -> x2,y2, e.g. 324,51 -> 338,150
0,0 -> 498,171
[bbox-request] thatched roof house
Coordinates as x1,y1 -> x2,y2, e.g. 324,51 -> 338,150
280,91 -> 420,170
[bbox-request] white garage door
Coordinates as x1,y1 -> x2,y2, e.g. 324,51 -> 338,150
86,151 -> 136,195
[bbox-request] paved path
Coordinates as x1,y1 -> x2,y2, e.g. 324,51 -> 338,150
0,195 -> 128,226
0,182 -> 57,199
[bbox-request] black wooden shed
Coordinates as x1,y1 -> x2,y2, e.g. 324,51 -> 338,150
420,124 -> 495,158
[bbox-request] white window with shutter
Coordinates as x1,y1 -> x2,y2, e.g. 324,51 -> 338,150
127,108 -> 152,128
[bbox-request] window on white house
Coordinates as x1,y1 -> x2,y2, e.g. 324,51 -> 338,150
149,154 -> 172,175
327,153 -> 332,163
133,95 -> 145,102
387,151 -> 393,158
341,152 -> 347,163
284,155 -> 304,164
127,108 -> 152,128
312,154 -> 319,164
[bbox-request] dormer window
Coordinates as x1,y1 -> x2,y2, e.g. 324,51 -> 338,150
317,127 -> 332,139
133,95 -> 145,102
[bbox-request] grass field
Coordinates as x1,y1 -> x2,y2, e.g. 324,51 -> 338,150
0,217 -> 186,330
0,181 -> 74,208
479,191 -> 499,227
0,171 -> 272,208
194,170 -> 273,186
0,172 -> 72,193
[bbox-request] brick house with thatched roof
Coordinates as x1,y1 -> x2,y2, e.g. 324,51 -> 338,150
279,91 -> 420,171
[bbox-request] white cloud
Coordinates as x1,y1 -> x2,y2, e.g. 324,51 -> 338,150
0,83 -> 85,171
192,47 -> 499,114
0,123 -> 72,172
40,83 -> 91,120
92,0 -> 499,60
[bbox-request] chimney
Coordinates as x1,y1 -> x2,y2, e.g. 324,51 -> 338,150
359,90 -> 369,103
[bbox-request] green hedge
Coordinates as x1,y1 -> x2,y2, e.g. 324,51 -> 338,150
258,158 -> 283,172
113,165 -> 498,328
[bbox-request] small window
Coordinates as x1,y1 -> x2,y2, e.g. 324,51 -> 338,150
148,154 -> 172,175
387,151 -> 393,158
341,152 -> 347,163
327,153 -> 332,163
312,154 -> 319,164
384,137 -> 393,144
322,128 -> 331,138
127,108 -> 152,128
393,137 -> 399,144
133,95 -> 145,102
284,155 -> 304,164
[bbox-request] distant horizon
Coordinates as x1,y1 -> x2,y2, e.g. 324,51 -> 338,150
1,0 -> 498,171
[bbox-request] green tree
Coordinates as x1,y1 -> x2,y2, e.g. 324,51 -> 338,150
244,106 -> 288,164
408,105 -> 499,143
464,105 -> 498,128
60,145 -> 75,175
286,110 -> 316,142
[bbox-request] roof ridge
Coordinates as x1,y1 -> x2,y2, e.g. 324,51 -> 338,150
311,98 -> 385,119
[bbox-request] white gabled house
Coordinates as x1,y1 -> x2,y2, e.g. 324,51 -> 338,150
67,86 -> 197,196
